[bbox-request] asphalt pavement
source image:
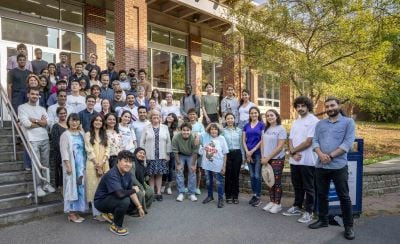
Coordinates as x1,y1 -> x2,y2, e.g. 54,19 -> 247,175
1,193 -> 399,244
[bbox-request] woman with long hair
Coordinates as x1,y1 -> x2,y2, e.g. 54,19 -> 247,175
104,113 -> 122,168
84,115 -> 110,220
201,83 -> 219,127
150,88 -> 164,110
118,110 -> 137,152
161,113 -> 179,195
140,110 -> 171,201
60,113 -> 87,222
89,68 -> 101,87
261,109 -> 287,214
238,89 -> 256,129
48,63 -> 58,93
90,85 -> 102,112
242,106 -> 265,207
99,99 -> 112,118
38,75 -> 50,109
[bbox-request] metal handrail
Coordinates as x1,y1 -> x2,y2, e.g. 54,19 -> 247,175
0,84 -> 50,204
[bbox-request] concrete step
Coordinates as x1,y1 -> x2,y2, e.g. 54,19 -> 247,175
0,161 -> 24,172
0,170 -> 32,184
0,143 -> 23,153
0,135 -> 19,144
0,151 -> 24,162
0,191 -> 61,210
0,181 -> 33,197
0,200 -> 63,227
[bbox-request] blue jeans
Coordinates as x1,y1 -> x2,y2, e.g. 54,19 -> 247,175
175,154 -> 196,195
248,153 -> 261,197
205,170 -> 224,200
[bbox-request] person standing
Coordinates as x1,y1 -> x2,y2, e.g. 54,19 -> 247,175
134,87 -> 149,109
99,74 -> 114,101
119,70 -> 131,91
161,92 -> 181,122
50,107 -> 68,190
104,113 -> 122,169
7,54 -> 31,112
126,77 -> 138,97
56,52 -> 73,80
200,123 -> 229,208
94,150 -> 145,236
69,62 -> 90,90
221,85 -> 240,124
119,111 -> 137,152
31,48 -> 48,75
18,87 -> 55,196
201,83 -> 220,126
47,79 -> 68,107
283,96 -> 319,224
85,53 -> 101,78
7,43 -> 32,71
162,113 -> 179,195
242,106 -> 265,207
48,63 -> 58,91
260,110 -> 287,214
66,80 -> 86,114
78,95 -> 99,132
101,61 -> 118,82
47,89 -> 71,129
118,94 -> 138,122
137,69 -> 152,98
180,84 -> 201,118
238,89 -> 256,129
111,88 -> 126,113
222,113 -> 243,204
140,110 -> 172,201
131,106 -> 151,147
309,97 -> 356,240
89,68 -> 101,87
84,115 -> 110,221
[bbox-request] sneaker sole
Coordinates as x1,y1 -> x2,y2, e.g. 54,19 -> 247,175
297,219 -> 313,223
109,228 -> 129,236
282,212 -> 302,216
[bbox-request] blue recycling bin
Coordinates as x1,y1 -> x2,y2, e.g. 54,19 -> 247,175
326,138 -> 364,217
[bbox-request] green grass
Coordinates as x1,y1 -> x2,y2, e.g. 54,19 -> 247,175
363,154 -> 400,165
356,121 -> 400,130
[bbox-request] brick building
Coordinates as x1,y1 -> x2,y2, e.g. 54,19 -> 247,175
0,0 -> 292,118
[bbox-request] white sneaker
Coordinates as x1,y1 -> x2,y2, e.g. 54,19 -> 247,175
160,186 -> 166,193
262,202 -> 275,212
269,204 -> 282,214
176,193 -> 184,202
36,186 -> 46,197
244,163 -> 249,171
166,187 -> 172,195
282,206 -> 302,216
43,184 -> 56,193
297,212 -> 313,223
190,194 -> 198,202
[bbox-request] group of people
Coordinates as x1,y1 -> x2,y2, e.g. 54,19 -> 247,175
7,43 -> 356,240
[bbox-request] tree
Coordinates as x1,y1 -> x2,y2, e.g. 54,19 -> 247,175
225,0 -> 400,120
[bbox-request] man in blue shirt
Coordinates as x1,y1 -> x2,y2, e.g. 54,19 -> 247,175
78,95 -> 98,132
94,150 -> 145,236
309,97 -> 356,240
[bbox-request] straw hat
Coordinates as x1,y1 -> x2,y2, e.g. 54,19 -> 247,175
262,164 -> 275,188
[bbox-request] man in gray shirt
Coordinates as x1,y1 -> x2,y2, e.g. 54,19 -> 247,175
180,84 -> 200,118
221,85 -> 240,123
31,48 -> 48,75
309,97 -> 356,240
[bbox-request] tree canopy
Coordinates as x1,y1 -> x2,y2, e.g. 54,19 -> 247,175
226,0 -> 400,121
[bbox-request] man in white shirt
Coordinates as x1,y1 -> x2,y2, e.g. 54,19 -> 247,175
161,92 -> 181,122
18,87 -> 55,197
67,79 -> 86,114
47,89 -> 71,129
283,96 -> 319,223
118,94 -> 138,122
131,106 -> 150,147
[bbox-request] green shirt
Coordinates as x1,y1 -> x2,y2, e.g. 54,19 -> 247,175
172,133 -> 199,156
201,94 -> 219,114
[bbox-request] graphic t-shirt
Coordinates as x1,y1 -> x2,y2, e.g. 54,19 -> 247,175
200,134 -> 229,173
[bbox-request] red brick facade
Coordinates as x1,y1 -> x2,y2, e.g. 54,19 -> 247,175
84,4 -> 106,69
114,0 -> 147,72
280,83 -> 292,119
189,34 -> 202,95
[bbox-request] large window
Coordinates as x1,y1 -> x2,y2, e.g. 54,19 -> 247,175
202,60 -> 222,94
106,39 -> 115,61
258,74 -> 281,108
148,25 -> 187,49
152,50 -> 171,89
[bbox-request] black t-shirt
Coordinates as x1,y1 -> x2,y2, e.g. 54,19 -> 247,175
31,59 -> 48,75
7,68 -> 31,92
94,166 -> 133,204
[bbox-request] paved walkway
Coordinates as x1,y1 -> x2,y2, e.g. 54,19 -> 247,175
1,193 -> 399,244
364,157 -> 400,174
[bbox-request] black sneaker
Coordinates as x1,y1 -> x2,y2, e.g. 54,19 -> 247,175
233,198 -> 239,204
218,199 -> 224,208
226,198 -> 233,204
248,196 -> 257,205
251,197 -> 261,207
202,196 -> 214,204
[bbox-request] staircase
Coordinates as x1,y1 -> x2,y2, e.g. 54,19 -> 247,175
0,123 -> 63,227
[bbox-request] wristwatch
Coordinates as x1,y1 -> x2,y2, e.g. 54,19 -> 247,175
35,119 -> 38,124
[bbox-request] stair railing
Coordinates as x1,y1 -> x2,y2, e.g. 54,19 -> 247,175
0,84 -> 50,204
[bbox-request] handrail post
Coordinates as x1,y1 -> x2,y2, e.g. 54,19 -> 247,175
32,167 -> 38,205
0,96 -> 3,128
12,122 -> 16,161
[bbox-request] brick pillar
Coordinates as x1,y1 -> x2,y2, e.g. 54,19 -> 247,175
114,0 -> 147,72
85,4 -> 106,69
249,69 -> 258,103
189,34 -> 202,95
222,34 -> 243,97
280,83 -> 292,119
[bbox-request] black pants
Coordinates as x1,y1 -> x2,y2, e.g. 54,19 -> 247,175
202,113 -> 219,127
225,149 -> 242,199
95,195 -> 136,227
55,161 -> 63,188
109,155 -> 118,169
162,153 -> 175,182
290,164 -> 315,213
316,166 -> 353,227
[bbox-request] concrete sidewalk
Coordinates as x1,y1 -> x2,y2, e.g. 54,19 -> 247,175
364,157 -> 400,174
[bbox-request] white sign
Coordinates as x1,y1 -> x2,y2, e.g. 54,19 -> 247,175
329,161 -> 357,206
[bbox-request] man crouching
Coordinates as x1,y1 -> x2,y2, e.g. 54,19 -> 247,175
94,150 -> 145,236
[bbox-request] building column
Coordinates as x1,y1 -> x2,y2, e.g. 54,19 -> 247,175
114,0 -> 147,71
189,34 -> 202,95
280,83 -> 292,120
249,69 -> 258,103
84,4 -> 106,69
222,34 -> 243,97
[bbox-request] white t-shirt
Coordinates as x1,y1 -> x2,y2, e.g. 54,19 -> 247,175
161,104 -> 181,122
66,95 -> 86,114
238,102 -> 256,122
262,125 -> 287,159
118,105 -> 139,121
47,103 -> 72,129
200,134 -> 229,173
131,120 -> 151,147
18,103 -> 49,142
118,124 -> 137,152
289,113 -> 319,166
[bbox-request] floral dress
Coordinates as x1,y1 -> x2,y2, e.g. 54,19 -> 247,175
145,128 -> 169,175
64,133 -> 87,212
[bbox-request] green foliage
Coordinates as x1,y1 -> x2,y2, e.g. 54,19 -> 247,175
227,0 -> 400,121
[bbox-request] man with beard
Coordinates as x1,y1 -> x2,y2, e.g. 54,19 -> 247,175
309,97 -> 356,241
180,84 -> 200,119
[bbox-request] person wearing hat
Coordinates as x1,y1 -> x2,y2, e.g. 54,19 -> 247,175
260,109 -> 287,214
101,61 -> 119,82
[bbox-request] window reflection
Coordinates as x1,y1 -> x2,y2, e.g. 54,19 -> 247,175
152,50 -> 170,89
61,30 -> 82,52
0,0 -> 59,21
171,32 -> 187,49
258,74 -> 280,108
202,60 -> 213,90
61,2 -> 83,25
172,54 -> 186,90
214,63 -> 222,93
106,39 -> 115,61
151,27 -> 170,45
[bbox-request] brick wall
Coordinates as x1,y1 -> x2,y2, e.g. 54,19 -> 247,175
280,83 -> 292,119
222,34 -> 243,97
84,4 -> 106,69
114,0 -> 147,72
189,34 -> 202,95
